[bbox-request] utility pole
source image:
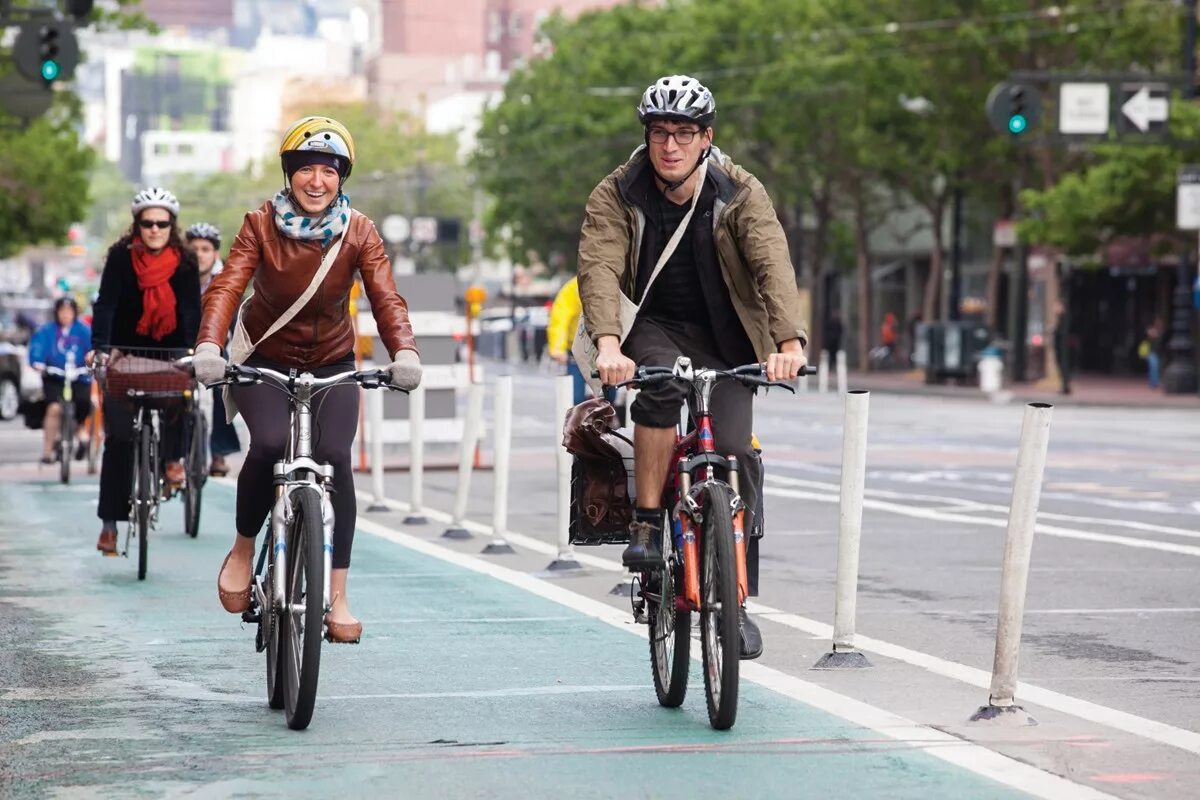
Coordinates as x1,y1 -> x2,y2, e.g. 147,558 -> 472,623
1164,0 -> 1199,394
949,182 -> 964,322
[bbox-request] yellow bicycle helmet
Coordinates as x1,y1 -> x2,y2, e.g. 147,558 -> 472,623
279,115 -> 356,179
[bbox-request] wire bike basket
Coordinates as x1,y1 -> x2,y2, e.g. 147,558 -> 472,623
103,347 -> 195,403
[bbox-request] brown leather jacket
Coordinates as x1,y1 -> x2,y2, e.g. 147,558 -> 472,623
197,201 -> 417,368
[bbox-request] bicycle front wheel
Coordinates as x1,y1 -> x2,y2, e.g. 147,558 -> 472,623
58,402 -> 74,485
135,423 -> 153,581
283,486 -> 325,730
183,408 -> 207,538
699,482 -> 739,730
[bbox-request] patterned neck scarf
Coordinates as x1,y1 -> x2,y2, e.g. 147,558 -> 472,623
272,190 -> 352,246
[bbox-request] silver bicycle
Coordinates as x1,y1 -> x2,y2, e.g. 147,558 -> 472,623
209,363 -> 402,730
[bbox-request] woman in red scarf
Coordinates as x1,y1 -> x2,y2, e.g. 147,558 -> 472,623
87,188 -> 201,555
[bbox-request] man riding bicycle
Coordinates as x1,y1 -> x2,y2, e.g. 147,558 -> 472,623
578,75 -> 807,659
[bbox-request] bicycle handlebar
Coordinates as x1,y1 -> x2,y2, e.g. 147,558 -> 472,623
593,362 -> 816,394
206,362 -> 406,393
44,365 -> 90,380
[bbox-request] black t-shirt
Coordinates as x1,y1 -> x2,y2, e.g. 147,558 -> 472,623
638,188 -> 707,323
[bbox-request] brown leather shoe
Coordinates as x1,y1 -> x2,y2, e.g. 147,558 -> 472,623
165,460 -> 185,486
97,528 -> 117,555
217,551 -> 252,614
324,617 -> 362,644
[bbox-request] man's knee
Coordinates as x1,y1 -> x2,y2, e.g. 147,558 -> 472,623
630,383 -> 687,428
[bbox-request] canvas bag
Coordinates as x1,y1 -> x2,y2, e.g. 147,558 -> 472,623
571,160 -> 709,394
221,214 -> 352,422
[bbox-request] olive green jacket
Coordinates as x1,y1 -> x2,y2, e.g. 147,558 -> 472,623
576,146 -> 807,359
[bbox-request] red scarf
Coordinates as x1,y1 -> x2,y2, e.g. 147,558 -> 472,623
131,243 -> 180,340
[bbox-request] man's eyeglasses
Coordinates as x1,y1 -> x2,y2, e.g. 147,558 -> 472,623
648,127 -> 703,145
138,220 -> 172,230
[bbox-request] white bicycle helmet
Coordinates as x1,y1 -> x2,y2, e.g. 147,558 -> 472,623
185,222 -> 221,246
637,75 -> 716,126
131,187 -> 180,218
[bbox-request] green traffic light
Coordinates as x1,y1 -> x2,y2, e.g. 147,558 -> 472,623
1008,114 -> 1027,134
41,60 -> 60,82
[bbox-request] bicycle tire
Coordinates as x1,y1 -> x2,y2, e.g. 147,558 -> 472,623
135,423 -> 153,581
648,547 -> 691,708
58,402 -> 74,485
699,482 -> 739,730
264,558 -> 285,710
87,393 -> 102,475
283,486 -> 324,730
183,408 -> 207,538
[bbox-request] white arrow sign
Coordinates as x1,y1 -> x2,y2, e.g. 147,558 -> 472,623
1121,86 -> 1168,132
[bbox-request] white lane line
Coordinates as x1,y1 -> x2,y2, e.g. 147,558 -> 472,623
348,487 -> 1200,756
763,484 -> 1200,558
766,474 -> 1200,540
352,514 -> 1115,800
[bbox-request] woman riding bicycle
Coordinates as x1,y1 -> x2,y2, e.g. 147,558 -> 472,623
186,222 -> 242,477
29,297 -> 92,464
88,187 -> 202,555
192,115 -> 421,644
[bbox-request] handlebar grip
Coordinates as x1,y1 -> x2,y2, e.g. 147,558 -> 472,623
801,365 -> 818,376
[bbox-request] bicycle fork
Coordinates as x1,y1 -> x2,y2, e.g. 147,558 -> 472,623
677,458 -> 751,610
268,483 -> 335,613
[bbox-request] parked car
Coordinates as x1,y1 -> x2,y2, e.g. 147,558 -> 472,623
0,343 -> 24,420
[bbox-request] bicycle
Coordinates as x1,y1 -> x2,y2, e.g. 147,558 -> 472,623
44,351 -> 90,485
607,357 -> 807,730
97,347 -> 204,579
204,362 -> 402,731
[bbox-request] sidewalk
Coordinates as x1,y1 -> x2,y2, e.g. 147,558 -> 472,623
842,369 -> 1200,409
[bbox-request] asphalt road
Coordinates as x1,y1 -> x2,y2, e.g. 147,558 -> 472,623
1,365 -> 1197,798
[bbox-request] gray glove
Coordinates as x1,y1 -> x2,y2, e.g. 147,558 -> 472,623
192,342 -> 227,386
386,350 -> 422,390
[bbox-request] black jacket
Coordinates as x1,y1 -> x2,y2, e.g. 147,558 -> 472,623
92,242 -> 201,352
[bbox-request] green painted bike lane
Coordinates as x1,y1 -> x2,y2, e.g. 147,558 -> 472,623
0,478 -> 1036,799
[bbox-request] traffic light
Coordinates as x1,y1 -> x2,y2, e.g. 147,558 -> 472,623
12,19 -> 81,87
985,82 -> 1043,138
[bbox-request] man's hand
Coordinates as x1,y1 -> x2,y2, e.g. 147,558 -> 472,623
549,351 -> 568,366
766,339 -> 807,381
595,335 -> 635,386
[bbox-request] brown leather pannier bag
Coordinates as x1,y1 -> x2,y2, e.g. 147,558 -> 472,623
562,397 -> 635,545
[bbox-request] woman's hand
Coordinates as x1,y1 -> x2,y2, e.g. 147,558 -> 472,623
192,343 -> 228,385
386,350 -> 422,390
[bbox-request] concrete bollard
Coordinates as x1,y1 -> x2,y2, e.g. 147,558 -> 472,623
366,385 -> 388,513
544,375 -> 583,573
813,390 -> 872,669
402,383 -> 428,525
836,350 -> 848,394
818,350 -> 830,394
483,376 -> 516,555
442,382 -> 484,540
970,402 -> 1054,726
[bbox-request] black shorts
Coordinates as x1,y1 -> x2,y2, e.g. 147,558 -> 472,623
42,376 -> 92,423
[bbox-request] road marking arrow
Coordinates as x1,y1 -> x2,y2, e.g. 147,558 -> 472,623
1121,86 -> 1168,132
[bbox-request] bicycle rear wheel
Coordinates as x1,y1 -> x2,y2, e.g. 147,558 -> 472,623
135,422 -> 153,581
648,514 -> 689,707
58,402 -> 74,485
263,554 -> 285,710
183,408 -> 207,538
699,482 -> 739,730
283,486 -> 325,730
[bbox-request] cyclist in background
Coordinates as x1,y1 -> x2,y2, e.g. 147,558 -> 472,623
577,75 -> 807,659
186,222 -> 242,477
191,116 -> 422,643
88,187 -> 201,555
29,297 -> 92,464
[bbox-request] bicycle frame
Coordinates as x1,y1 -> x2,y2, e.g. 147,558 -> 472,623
663,358 -> 751,611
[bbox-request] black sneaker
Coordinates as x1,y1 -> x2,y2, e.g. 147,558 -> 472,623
622,519 -> 664,571
738,607 -> 763,660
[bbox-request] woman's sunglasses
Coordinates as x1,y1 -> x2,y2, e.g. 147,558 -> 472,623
138,220 -> 171,230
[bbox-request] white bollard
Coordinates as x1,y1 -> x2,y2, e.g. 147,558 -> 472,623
970,402 -> 1054,726
443,382 -> 484,539
818,350 -> 830,394
483,377 -> 516,555
545,375 -> 582,572
403,383 -> 428,524
836,349 -> 848,394
813,390 -> 872,669
366,387 -> 388,512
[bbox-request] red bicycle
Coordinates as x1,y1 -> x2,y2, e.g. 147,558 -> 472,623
611,357 -> 808,730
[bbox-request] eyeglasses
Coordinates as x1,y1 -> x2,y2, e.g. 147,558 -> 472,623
648,127 -> 703,145
138,220 -> 172,230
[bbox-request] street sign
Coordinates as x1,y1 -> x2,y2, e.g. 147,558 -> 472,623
1117,83 -> 1169,134
411,216 -> 439,244
380,213 -> 410,243
1058,83 -> 1109,134
1176,166 -> 1200,230
992,219 -> 1017,248
0,73 -> 53,120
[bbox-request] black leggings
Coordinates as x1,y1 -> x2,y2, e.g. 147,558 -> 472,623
97,398 -> 185,522
231,358 -> 360,569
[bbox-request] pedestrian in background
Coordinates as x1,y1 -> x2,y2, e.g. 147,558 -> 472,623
547,276 -> 586,405
1140,318 -> 1162,389
823,310 -> 842,368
